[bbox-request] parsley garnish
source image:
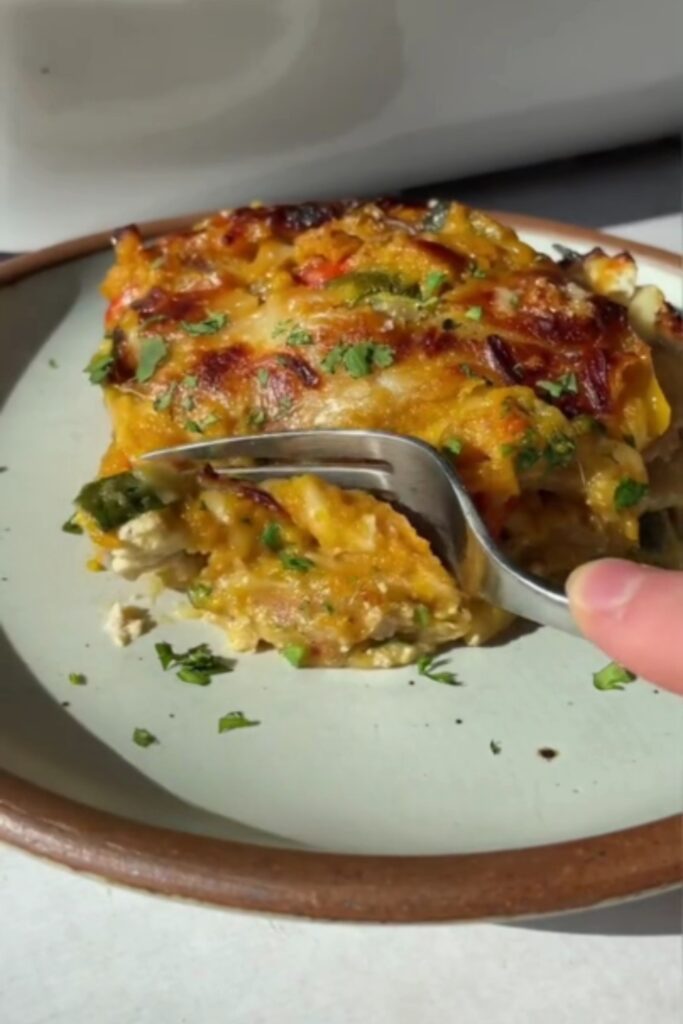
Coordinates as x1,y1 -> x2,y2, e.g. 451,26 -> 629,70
68,672 -> 87,686
85,351 -> 114,385
414,604 -> 431,628
62,514 -> 83,535
187,582 -> 213,607
417,655 -> 459,685
443,438 -> 463,456
218,711 -> 261,734
545,432 -> 576,468
136,337 -> 168,383
422,199 -> 451,232
248,409 -> 268,429
261,522 -> 284,551
155,641 -> 234,685
185,413 -> 220,434
182,374 -> 198,390
133,727 -> 158,748
274,321 -> 314,347
593,662 -> 636,691
75,472 -> 163,531
257,368 -> 270,386
614,478 -> 648,510
153,382 -> 177,412
321,341 -> 395,378
490,740 -> 502,755
282,644 -> 309,667
465,306 -> 483,321
181,313 -> 230,335
422,271 -> 449,301
536,373 -> 579,399
279,550 -> 315,572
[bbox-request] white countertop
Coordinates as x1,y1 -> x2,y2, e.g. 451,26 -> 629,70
1,214 -> 681,1024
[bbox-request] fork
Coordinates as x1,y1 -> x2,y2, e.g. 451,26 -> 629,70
142,429 -> 576,633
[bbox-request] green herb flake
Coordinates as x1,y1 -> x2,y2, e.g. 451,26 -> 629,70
321,341 -> 395,379
279,323 -> 314,347
279,550 -> 315,573
282,644 -> 309,668
133,727 -> 158,748
417,655 -> 460,686
323,601 -> 335,614
257,368 -> 270,387
181,313 -> 230,335
154,641 -> 234,685
153,382 -> 177,412
85,351 -> 115,385
443,437 -> 463,456
185,413 -> 220,434
422,271 -> 449,301
490,740 -> 502,755
68,672 -> 87,686
614,478 -> 648,510
248,409 -> 268,429
321,345 -> 345,374
545,432 -> 576,468
135,337 -> 168,383
48,357 -> 59,369
593,661 -> 637,692
261,521 -> 284,551
536,373 -> 579,400
218,711 -> 261,734
187,582 -> 213,607
414,604 -> 431,628
182,374 -> 199,390
464,306 -> 483,321
423,199 -> 451,232
62,514 -> 84,535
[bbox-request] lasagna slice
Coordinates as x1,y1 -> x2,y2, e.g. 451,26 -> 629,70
73,200 -> 683,667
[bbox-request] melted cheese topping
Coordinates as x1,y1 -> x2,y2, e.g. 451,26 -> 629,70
78,199 -> 675,665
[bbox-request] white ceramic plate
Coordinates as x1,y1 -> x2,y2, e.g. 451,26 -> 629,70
0,212 -> 681,920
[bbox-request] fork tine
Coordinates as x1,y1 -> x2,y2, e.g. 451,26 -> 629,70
140,430 -> 395,465
211,465 -> 394,492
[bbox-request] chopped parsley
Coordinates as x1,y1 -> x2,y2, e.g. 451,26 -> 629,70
593,662 -> 636,691
68,672 -> 87,686
257,368 -> 270,387
501,438 -> 542,472
182,374 -> 199,390
614,478 -> 648,510
187,582 -> 213,607
185,413 -> 220,434
282,644 -> 309,667
133,727 -> 158,748
422,271 -> 449,301
218,711 -> 261,734
321,341 -> 395,378
490,740 -> 502,755
273,321 -> 314,347
545,432 -> 576,468
153,382 -> 177,412
414,604 -> 431,628
75,472 -> 163,531
155,641 -> 234,685
279,550 -> 315,572
248,409 -> 268,429
442,437 -> 463,456
181,313 -> 230,335
422,199 -> 451,232
62,514 -> 83,535
135,337 -> 168,383
417,655 -> 459,686
85,351 -> 114,385
464,306 -> 483,321
536,373 -> 579,399
261,521 -> 284,551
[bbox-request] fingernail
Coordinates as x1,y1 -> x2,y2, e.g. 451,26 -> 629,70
567,559 -> 644,615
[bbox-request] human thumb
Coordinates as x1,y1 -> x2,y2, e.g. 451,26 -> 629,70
567,559 -> 683,695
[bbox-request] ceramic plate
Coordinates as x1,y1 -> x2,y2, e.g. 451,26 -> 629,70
1,212 -> 681,922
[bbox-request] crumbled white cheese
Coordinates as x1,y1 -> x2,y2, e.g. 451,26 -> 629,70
112,510 -> 189,579
104,602 -> 155,647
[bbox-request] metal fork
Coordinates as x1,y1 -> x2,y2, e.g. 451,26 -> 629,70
142,429 -> 576,633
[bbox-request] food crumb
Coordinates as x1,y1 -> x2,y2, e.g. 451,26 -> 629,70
490,740 -> 502,755
104,602 -> 155,647
408,679 -> 415,686
61,701 -> 70,708
538,747 -> 559,760
455,718 -> 463,724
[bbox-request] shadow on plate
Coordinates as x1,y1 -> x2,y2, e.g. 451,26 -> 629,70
513,888 -> 682,936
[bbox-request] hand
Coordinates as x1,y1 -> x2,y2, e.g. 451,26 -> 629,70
567,559 -> 683,695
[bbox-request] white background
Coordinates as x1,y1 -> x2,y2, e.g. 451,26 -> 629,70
1,215 -> 681,1024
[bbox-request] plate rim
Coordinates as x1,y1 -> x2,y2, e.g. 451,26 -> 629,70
1,209 -> 681,922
